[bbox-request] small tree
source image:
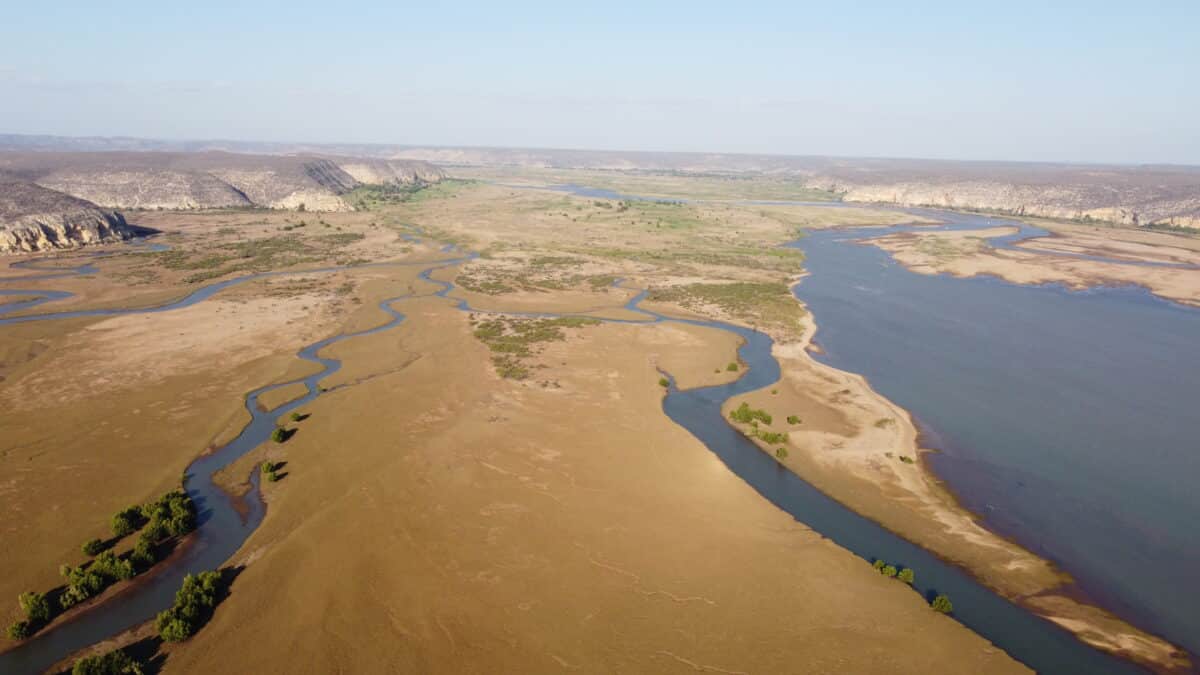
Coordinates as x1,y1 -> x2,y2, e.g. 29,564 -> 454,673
726,362 -> 739,372
82,538 -> 105,556
872,559 -> 887,573
267,470 -> 280,483
8,619 -> 31,640
290,411 -> 303,422
931,594 -> 953,614
19,591 -> 51,623
658,377 -> 670,388
111,511 -> 136,538
260,461 -> 274,474
882,565 -> 898,578
271,427 -> 287,443
897,568 -> 915,585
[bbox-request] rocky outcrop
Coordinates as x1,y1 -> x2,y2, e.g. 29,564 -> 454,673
0,179 -> 133,253
0,151 -> 445,214
803,172 -> 1200,229
335,159 -> 447,186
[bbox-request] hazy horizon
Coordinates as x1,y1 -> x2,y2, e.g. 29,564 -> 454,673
3,1 -> 1198,165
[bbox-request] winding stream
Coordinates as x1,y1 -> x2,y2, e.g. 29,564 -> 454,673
0,204 -> 1185,673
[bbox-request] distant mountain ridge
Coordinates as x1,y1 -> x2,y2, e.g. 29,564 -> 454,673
2,134 -> 1197,229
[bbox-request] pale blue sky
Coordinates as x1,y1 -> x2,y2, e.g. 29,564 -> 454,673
2,1 -> 1197,164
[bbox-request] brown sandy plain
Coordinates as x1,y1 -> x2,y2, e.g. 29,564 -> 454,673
2,173 -> 1186,672
0,205 -> 450,638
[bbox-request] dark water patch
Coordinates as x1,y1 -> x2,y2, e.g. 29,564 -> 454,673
790,211 -> 1200,660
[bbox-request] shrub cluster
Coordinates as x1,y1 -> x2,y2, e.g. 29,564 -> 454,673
136,490 -> 197,548
8,590 -> 49,638
59,551 -> 136,609
931,594 -> 954,613
872,558 -> 916,584
71,648 -> 143,675
730,402 -> 772,426
786,415 -> 802,425
8,490 -> 197,640
110,506 -> 146,538
261,461 -> 280,483
755,430 -> 789,444
156,571 -> 222,642
870,559 -> 942,610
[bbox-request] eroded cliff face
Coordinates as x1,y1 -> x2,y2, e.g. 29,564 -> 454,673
336,159 -> 448,186
0,180 -> 133,253
0,152 -> 445,214
805,177 -> 1200,229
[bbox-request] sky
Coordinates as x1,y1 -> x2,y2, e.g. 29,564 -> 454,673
2,1 -> 1198,164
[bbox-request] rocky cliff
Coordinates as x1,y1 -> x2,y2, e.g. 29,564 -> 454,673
0,151 -> 445,214
0,178 -> 133,253
799,163 -> 1200,229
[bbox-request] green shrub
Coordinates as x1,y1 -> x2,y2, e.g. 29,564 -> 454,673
730,402 -> 772,426
19,591 -> 50,623
882,565 -> 898,578
131,539 -> 157,568
260,461 -> 274,474
775,447 -> 788,460
267,470 -> 279,483
873,559 -> 886,572
899,455 -> 915,464
726,362 -> 739,372
71,648 -> 142,675
271,427 -> 287,443
110,506 -> 144,538
7,619 -> 30,640
156,571 -> 222,642
82,539 -> 105,556
59,561 -> 112,609
931,594 -> 953,613
897,568 -> 915,585
139,490 -> 196,539
290,412 -> 302,422
658,377 -> 670,388
786,415 -> 801,425
756,430 -> 788,444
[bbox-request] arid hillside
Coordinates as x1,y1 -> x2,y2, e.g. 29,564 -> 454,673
0,149 -> 446,252
5,135 -> 1193,229
0,151 -> 445,212
0,177 -> 133,253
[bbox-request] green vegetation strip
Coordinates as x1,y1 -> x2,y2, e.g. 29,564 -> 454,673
7,490 -> 197,642
472,316 -> 600,379
648,281 -> 805,336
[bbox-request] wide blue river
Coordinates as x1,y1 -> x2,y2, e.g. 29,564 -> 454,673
789,209 -> 1200,662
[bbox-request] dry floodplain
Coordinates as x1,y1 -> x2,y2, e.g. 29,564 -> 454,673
3,172 -> 1191,672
